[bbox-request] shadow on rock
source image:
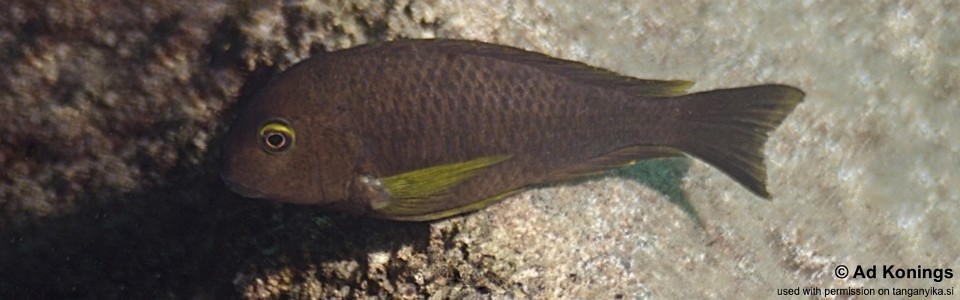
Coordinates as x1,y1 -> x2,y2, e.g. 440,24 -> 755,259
612,157 -> 703,227
0,128 -> 431,300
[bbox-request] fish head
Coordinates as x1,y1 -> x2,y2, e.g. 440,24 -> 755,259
220,113 -> 312,204
220,60 -> 358,206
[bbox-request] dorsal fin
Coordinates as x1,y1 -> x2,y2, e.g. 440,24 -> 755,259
351,39 -> 694,97
442,39 -> 694,97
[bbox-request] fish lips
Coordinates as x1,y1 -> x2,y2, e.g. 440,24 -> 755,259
220,171 -> 266,199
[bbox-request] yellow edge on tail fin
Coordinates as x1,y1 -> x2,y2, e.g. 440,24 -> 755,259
675,84 -> 804,199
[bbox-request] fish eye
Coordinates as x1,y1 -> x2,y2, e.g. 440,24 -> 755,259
258,120 -> 295,154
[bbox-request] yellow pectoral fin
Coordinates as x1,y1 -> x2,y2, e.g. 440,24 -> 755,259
382,189 -> 522,221
372,155 -> 513,217
380,155 -> 512,200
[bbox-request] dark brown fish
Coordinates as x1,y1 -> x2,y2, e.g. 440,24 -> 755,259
220,39 -> 804,221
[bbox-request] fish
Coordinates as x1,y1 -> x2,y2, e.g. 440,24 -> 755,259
220,39 -> 804,221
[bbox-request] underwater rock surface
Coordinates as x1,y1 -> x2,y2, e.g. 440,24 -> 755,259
1,0 -> 957,298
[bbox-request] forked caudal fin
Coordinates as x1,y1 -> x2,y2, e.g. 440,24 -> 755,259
673,84 -> 804,199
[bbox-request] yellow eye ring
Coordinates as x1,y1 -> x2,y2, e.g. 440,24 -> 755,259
258,120 -> 295,154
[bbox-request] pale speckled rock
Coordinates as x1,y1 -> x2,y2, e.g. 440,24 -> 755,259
2,0 -> 958,299
436,0 -> 960,298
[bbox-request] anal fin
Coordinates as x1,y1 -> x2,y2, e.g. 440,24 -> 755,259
548,145 -> 683,181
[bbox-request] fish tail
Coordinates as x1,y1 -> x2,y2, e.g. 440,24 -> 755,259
673,84 -> 804,198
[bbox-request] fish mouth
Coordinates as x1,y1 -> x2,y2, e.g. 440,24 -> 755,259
220,172 -> 266,199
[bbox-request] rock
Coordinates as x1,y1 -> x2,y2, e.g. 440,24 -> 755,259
2,0 -> 957,298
